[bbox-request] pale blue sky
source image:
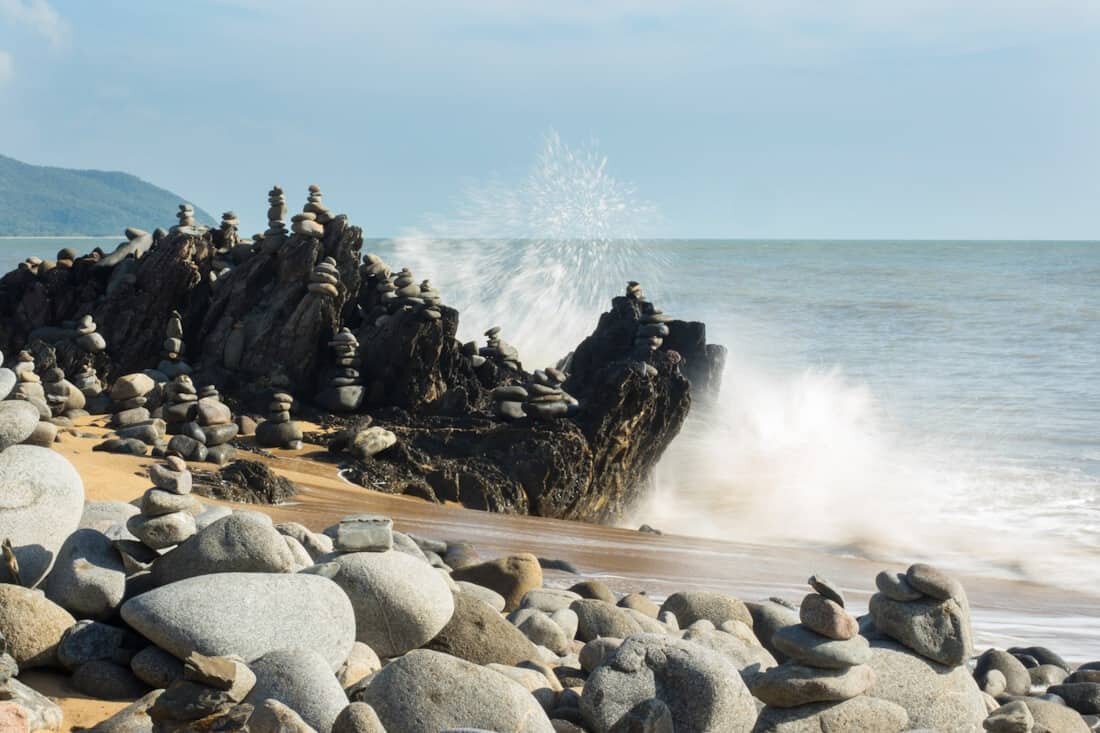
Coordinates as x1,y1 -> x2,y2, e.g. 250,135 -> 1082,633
1,0 -> 1098,239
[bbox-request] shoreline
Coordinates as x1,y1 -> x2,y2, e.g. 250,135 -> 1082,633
57,417 -> 1100,661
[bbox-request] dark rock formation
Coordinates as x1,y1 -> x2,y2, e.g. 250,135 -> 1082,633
0,191 -> 725,523
191,460 -> 297,505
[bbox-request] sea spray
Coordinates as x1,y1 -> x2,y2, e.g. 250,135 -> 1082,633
391,130 -> 662,367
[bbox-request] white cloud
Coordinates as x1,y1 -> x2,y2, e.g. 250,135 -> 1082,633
0,0 -> 67,48
0,49 -> 12,85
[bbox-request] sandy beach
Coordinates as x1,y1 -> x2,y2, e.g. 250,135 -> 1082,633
28,418 -> 1100,730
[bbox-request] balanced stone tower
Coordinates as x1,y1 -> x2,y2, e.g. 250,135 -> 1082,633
315,328 -> 364,413
126,457 -> 199,552
307,257 -> 340,298
291,186 -> 326,238
255,392 -> 304,450
491,367 -> 577,421
750,577 -> 907,729
157,311 -> 192,379
74,314 -> 107,353
261,186 -> 288,251
480,326 -> 522,371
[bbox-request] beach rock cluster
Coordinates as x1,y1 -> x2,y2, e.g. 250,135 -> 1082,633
163,380 -> 239,465
480,325 -> 522,371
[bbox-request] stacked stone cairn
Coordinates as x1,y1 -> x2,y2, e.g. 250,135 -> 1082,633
625,281 -> 673,364
750,576 -> 903,729
164,379 -> 239,466
491,367 -> 577,421
6,351 -> 56,444
170,203 -> 204,236
255,392 -> 303,450
42,367 -> 86,422
870,563 -> 974,668
480,326 -> 522,371
357,253 -> 391,318
126,457 -> 199,554
157,310 -> 192,379
72,363 -> 107,413
260,185 -> 288,252
315,328 -> 365,412
99,372 -> 162,456
291,186 -> 326,239
211,210 -> 240,277
73,314 -> 107,353
307,256 -> 341,298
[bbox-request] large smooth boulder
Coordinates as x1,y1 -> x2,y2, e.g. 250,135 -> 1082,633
244,649 -> 348,733
151,512 -> 297,586
682,627 -> 777,681
0,445 -> 84,586
580,633 -> 757,732
314,550 -> 454,658
44,528 -> 126,620
864,639 -> 986,733
359,649 -> 554,733
424,591 -> 540,666
120,572 -> 355,670
0,583 -> 76,668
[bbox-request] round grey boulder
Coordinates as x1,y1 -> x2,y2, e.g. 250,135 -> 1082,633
315,549 -> 454,658
244,649 -> 348,733
0,444 -> 85,586
151,512 -> 297,586
120,572 -> 355,670
580,633 -> 757,732
44,528 -> 127,620
359,649 -> 554,733
0,400 -> 40,450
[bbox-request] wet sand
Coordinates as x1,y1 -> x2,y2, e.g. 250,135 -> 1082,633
37,419 -> 1100,729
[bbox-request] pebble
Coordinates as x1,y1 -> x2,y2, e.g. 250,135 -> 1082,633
875,570 -> 924,602
808,574 -> 845,607
771,625 -> 872,669
749,662 -> 875,707
799,593 -> 858,641
906,563 -> 965,602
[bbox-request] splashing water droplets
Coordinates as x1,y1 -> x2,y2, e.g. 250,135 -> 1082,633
394,130 -> 661,366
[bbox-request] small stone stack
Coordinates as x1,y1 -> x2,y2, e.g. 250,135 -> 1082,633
263,186 -> 288,243
491,367 -> 577,421
72,364 -> 106,410
158,311 -> 192,379
303,184 -> 333,224
74,314 -> 107,353
171,204 -> 203,236
358,253 -> 392,316
625,281 -> 673,360
750,577 -> 877,717
315,328 -> 364,412
99,373 -> 163,455
212,211 -> 240,275
255,393 -> 304,450
307,257 -> 340,297
163,376 -> 236,465
870,563 -> 973,667
56,246 -> 78,268
219,210 -> 239,239
126,457 -> 199,552
147,652 -> 257,733
480,326 -> 522,371
42,367 -> 85,420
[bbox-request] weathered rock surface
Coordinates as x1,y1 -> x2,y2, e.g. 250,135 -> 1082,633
0,583 -> 76,668
120,572 -> 355,669
359,649 -> 555,733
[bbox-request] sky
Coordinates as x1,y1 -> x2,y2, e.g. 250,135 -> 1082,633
0,0 -> 1098,239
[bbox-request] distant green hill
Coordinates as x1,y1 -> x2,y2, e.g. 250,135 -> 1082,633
0,153 -> 215,236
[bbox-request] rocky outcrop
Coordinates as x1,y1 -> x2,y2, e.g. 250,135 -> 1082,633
0,190 -> 724,523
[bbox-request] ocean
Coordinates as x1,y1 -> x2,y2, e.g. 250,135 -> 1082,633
3,236 -> 1099,586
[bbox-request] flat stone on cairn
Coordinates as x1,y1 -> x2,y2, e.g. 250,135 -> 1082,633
255,393 -> 303,450
315,327 -> 365,412
750,578 -> 877,715
303,183 -> 333,223
869,562 -> 973,667
73,314 -> 107,353
307,256 -> 341,297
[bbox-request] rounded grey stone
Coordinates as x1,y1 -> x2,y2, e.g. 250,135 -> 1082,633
44,528 -> 126,620
0,400 -> 40,450
130,645 -> 185,688
0,444 -> 85,586
315,549 -> 455,658
360,649 -> 554,733
244,649 -> 348,733
151,512 -> 296,586
771,625 -> 871,669
120,572 -> 355,670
